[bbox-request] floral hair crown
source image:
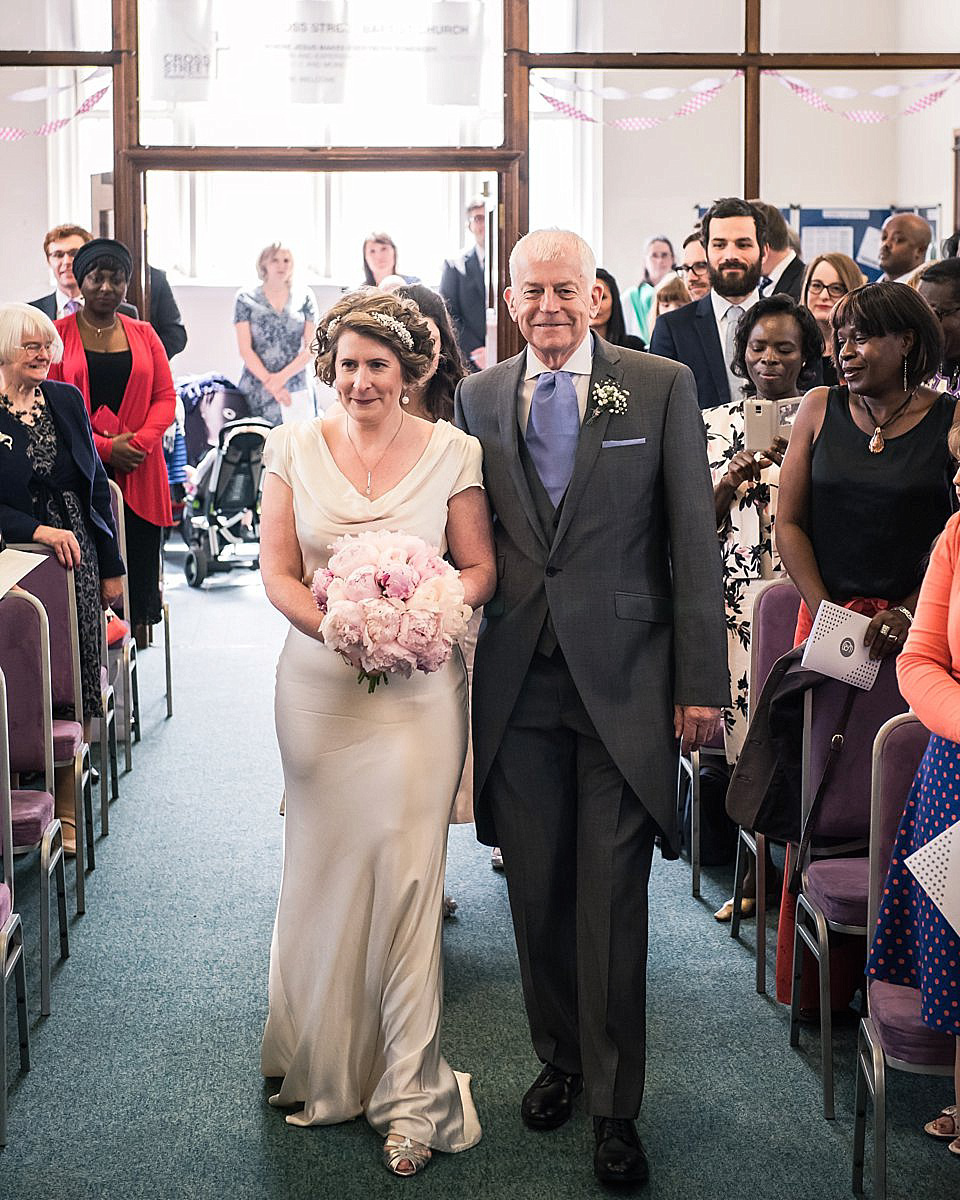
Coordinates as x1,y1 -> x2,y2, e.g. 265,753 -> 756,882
325,310 -> 414,351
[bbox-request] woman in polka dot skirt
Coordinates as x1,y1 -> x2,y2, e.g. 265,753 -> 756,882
867,466 -> 960,1157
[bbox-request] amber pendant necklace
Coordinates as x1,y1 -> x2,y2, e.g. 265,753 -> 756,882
860,390 -> 915,453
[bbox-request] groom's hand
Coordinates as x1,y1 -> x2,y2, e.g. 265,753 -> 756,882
673,705 -> 723,753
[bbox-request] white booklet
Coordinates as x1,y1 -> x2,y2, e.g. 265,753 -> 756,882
800,600 -> 881,691
905,819 -> 960,937
0,546 -> 44,598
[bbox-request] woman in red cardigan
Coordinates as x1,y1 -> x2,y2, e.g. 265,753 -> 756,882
48,238 -> 175,644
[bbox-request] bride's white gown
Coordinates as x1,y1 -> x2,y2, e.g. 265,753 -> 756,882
260,418 -> 482,1153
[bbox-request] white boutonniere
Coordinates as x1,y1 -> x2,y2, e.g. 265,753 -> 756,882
0,433 -> 12,450
586,379 -> 630,424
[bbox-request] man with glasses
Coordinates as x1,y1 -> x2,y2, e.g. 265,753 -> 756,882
29,223 -> 187,360
440,199 -> 488,372
676,233 -> 711,302
651,197 -> 766,409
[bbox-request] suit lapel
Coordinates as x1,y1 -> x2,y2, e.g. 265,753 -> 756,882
693,294 -> 728,403
550,338 -> 620,553
498,353 -> 550,551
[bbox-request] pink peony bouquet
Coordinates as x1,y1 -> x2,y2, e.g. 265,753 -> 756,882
311,530 -> 472,692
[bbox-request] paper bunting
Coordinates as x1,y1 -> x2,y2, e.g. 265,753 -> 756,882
538,72 -> 739,132
772,69 -> 960,123
0,84 -> 110,142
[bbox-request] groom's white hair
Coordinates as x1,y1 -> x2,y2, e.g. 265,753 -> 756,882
509,229 -> 596,288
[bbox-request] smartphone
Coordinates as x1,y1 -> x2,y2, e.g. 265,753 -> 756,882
743,398 -> 800,453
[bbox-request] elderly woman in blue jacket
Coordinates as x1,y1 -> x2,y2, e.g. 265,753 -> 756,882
0,302 -> 123,850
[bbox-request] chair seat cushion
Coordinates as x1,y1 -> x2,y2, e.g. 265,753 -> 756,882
0,882 -> 10,927
804,857 -> 869,927
52,718 -> 83,761
12,788 -> 55,848
869,980 -> 956,1066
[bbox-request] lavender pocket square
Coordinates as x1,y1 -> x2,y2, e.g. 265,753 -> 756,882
601,437 -> 646,448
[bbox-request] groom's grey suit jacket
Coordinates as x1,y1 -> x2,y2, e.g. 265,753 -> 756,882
454,336 -> 729,848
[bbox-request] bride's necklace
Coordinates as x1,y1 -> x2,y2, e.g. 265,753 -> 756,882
859,390 -> 915,454
77,308 -> 118,338
346,412 -> 405,497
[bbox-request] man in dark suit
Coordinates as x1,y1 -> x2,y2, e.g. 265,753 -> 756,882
455,229 -> 727,1184
751,200 -> 805,300
29,223 -> 187,359
440,200 -> 487,371
650,197 -> 766,409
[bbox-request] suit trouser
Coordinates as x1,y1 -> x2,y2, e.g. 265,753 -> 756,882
486,650 -> 657,1118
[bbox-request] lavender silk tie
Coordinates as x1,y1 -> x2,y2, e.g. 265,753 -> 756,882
525,370 -> 579,507
63,298 -> 80,316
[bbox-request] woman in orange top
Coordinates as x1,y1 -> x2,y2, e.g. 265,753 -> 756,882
866,434 -> 960,1155
49,238 -> 175,644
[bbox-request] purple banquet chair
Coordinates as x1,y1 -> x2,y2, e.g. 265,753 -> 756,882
790,655 -> 908,1120
9,547 -> 95,913
730,578 -> 802,994
852,713 -> 955,1200
107,481 -> 142,769
0,668 -> 30,1147
0,592 -> 70,1013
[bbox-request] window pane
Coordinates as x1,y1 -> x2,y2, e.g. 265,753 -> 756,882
762,1 -> 960,52
0,1 -> 112,51
760,69 -> 950,268
139,0 -> 503,147
530,70 -> 743,290
0,67 -> 114,303
530,0 -> 745,53
145,169 -> 497,379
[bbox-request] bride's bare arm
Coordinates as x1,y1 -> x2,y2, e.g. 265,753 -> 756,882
260,472 -> 325,639
445,486 -> 496,609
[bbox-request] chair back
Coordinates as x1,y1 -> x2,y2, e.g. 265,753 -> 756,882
801,656 -> 908,843
9,545 -> 84,724
0,669 -> 15,906
0,591 -> 54,789
868,713 -> 931,930
748,579 -> 802,712
108,479 -> 133,623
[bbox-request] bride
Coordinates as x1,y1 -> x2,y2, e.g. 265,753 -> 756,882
258,289 -> 495,1176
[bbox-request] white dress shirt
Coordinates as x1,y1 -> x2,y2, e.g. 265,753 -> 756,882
518,334 -> 593,432
711,288 -> 759,402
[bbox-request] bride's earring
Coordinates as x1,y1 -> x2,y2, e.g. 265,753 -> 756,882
401,395 -> 410,405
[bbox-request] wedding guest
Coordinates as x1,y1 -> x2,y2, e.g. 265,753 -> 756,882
362,231 -> 420,288
676,232 -> 711,302
866,420 -> 960,1156
48,237 -> 175,648
750,201 -> 805,300
622,234 -> 675,344
879,213 -> 932,283
650,272 -> 691,333
440,200 -> 488,372
918,257 -> 960,398
775,281 -> 957,1006
259,289 -> 493,1175
800,253 -> 865,386
234,243 -> 318,426
0,303 -> 123,852
705,295 -> 823,920
590,269 -> 646,351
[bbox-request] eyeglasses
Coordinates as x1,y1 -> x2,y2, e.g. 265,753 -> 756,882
930,303 -> 960,322
20,342 -> 53,356
677,261 -> 709,277
47,250 -> 76,261
807,280 -> 847,299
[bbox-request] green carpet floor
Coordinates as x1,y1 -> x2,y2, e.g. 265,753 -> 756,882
2,551 -> 955,1200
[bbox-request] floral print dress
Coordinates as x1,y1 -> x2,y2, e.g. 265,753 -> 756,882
233,285 -> 318,425
703,399 -> 781,763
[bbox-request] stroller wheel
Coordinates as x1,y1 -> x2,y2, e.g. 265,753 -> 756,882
184,547 -> 209,588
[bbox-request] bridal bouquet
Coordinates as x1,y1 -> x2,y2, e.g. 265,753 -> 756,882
311,530 -> 472,692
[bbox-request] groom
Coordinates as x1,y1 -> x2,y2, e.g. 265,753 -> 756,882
454,230 -> 728,1185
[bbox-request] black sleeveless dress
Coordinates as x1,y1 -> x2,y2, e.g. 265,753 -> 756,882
810,386 -> 956,603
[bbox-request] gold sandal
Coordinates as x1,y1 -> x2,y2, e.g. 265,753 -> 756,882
383,1133 -> 432,1177
924,1104 -> 958,1140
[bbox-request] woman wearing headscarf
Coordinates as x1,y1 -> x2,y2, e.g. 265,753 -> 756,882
48,237 -> 175,646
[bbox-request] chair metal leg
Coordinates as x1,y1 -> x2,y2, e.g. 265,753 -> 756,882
852,1025 -> 869,1195
755,832 -> 767,994
872,1037 -> 887,1200
98,711 -> 109,837
81,747 -> 95,870
813,906 -> 835,1120
53,824 -> 69,962
0,914 -> 31,1146
72,754 -> 86,915
131,644 -> 141,745
790,896 -> 806,1048
120,645 -> 133,771
108,704 -> 119,801
731,828 -> 754,941
691,747 -> 701,898
39,833 -> 51,1016
163,600 -> 173,719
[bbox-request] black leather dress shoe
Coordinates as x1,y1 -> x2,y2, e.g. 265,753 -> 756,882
520,1063 -> 582,1130
593,1117 -> 649,1186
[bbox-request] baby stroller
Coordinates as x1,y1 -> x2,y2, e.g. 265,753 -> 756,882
182,416 -> 273,587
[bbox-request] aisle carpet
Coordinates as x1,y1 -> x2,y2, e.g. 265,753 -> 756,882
2,555 -> 953,1200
